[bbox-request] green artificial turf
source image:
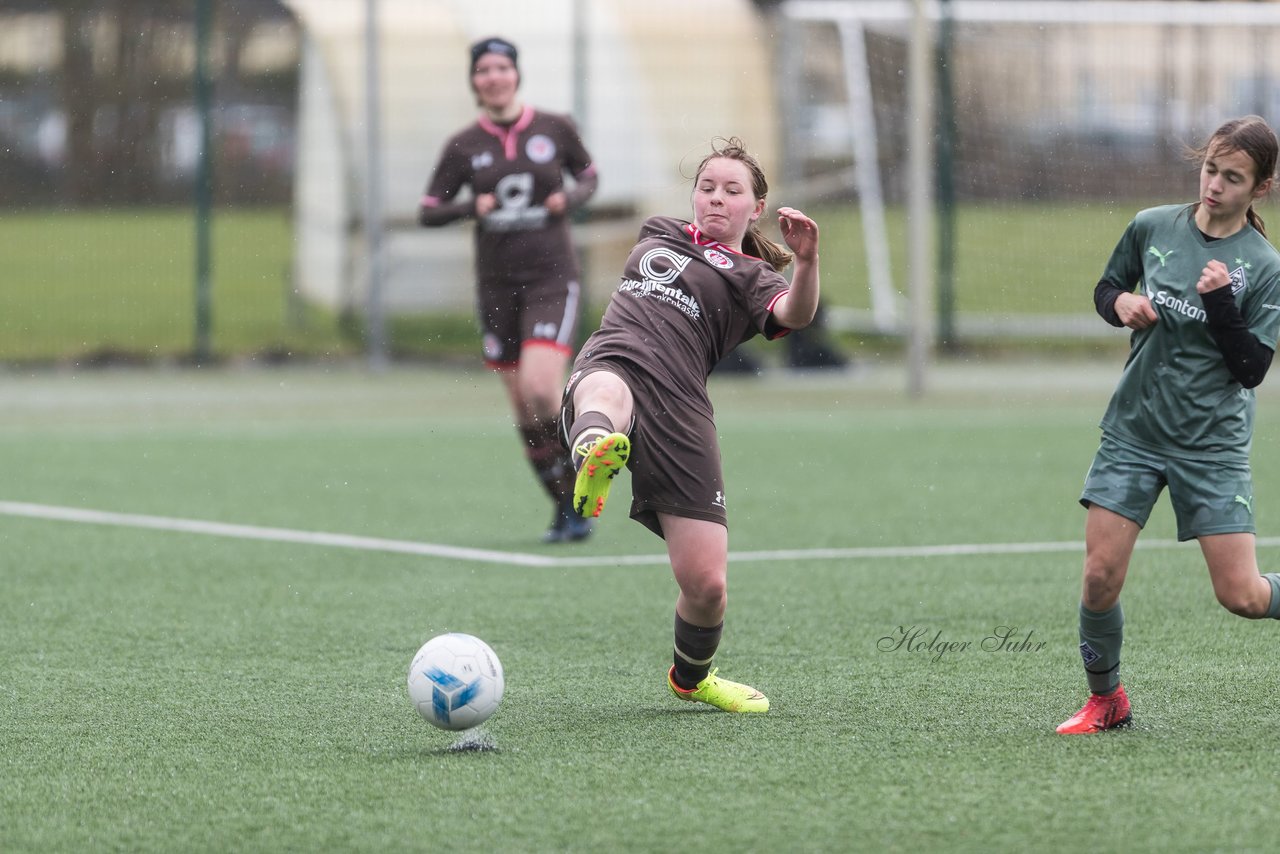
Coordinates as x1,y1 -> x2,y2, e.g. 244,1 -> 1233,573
0,208 -> 353,362
2,363 -> 1278,852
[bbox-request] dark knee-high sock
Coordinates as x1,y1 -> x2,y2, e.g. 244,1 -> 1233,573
567,411 -> 615,470
672,613 -> 722,689
1264,573 -> 1280,619
1079,602 -> 1124,695
518,418 -> 575,504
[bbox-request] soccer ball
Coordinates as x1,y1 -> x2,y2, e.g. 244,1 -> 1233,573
407,633 -> 505,731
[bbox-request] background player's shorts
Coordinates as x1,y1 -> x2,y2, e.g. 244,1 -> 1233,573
478,274 -> 581,367
1080,433 -> 1256,541
562,359 -> 728,538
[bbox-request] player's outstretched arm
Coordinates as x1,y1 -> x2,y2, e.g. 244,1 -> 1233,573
771,206 -> 820,330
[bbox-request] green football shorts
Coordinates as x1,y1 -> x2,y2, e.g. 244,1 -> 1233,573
1080,433 -> 1256,541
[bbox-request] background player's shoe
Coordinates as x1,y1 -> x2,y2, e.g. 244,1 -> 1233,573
667,666 -> 769,713
572,432 -> 629,519
1055,684 -> 1131,734
542,501 -> 594,543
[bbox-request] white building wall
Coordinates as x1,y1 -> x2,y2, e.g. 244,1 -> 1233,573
281,0 -> 778,312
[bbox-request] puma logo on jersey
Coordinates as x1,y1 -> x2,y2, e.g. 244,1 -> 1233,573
1147,246 -> 1174,267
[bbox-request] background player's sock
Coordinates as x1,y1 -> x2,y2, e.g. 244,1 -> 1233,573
519,418 -> 575,502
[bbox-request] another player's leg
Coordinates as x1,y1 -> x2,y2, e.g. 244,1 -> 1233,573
519,416 -> 590,543
501,345 -> 590,543
1058,504 -> 1137,734
518,279 -> 594,541
661,514 -> 768,713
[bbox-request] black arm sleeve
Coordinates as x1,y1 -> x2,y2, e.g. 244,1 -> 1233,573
1094,279 -> 1127,327
1200,286 -> 1274,388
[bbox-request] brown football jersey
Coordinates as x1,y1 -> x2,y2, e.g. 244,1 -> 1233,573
576,216 -> 792,417
422,106 -> 595,284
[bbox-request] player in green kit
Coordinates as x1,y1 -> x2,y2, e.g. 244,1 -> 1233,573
1057,116 -> 1280,734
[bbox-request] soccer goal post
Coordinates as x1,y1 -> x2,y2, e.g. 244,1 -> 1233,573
781,0 -> 1280,346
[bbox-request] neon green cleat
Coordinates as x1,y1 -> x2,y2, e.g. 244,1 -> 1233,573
667,666 -> 769,713
572,432 -> 630,519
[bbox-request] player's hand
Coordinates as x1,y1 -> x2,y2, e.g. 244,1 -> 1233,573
474,193 -> 498,218
544,191 -> 568,216
1196,259 -> 1231,294
777,207 -> 819,262
1115,292 -> 1158,329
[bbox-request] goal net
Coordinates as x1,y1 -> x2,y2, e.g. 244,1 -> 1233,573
780,1 -> 1280,341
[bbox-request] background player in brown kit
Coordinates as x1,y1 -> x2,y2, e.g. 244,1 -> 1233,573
560,137 -> 821,712
418,37 -> 598,543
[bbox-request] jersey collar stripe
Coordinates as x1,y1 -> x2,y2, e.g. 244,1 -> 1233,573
683,222 -> 736,255
478,105 -> 536,161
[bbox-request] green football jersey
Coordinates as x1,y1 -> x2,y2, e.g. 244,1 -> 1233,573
1099,204 -> 1280,461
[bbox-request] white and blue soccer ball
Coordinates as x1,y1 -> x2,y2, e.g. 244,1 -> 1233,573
407,633 -> 505,731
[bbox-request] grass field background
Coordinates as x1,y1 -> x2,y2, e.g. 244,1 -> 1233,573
0,200 -> 1162,363
0,209 -> 355,362
3,360 -> 1280,852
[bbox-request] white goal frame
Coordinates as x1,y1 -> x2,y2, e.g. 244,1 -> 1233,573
782,0 -> 1280,349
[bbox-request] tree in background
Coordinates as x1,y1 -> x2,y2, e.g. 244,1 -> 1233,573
2,0 -> 298,208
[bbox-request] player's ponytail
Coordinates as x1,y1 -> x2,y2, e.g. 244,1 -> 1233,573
1246,206 -> 1267,238
695,137 -> 795,272
743,221 -> 794,273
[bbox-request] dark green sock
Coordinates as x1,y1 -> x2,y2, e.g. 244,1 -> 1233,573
1265,573 -> 1280,619
1078,602 -> 1123,695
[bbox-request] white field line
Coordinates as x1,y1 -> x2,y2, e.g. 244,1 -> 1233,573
5,500 -> 1280,568
0,501 -> 556,567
